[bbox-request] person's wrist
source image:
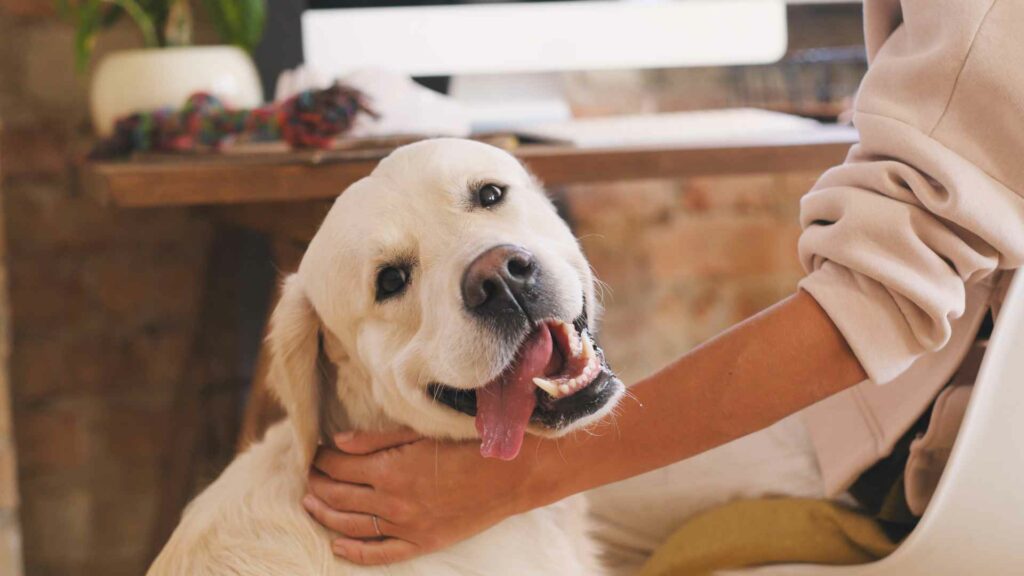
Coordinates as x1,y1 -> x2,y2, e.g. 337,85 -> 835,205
512,435 -> 581,515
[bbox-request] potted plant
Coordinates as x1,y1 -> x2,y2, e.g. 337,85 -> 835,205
58,0 -> 267,136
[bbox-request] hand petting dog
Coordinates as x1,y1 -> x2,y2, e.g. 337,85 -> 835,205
304,429 -> 543,565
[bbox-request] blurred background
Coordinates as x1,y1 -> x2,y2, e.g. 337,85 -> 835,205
0,1 -> 867,574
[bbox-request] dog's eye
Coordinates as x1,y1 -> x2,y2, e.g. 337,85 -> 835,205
477,183 -> 505,208
376,266 -> 409,300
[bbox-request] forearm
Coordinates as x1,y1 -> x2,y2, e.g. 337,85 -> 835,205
522,289 -> 867,509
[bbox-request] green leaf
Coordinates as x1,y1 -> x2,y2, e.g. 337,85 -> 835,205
68,0 -> 103,72
239,0 -> 266,51
100,0 -> 159,48
202,0 -> 267,53
56,0 -> 166,72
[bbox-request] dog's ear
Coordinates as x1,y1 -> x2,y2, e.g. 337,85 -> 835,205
267,274 -> 322,467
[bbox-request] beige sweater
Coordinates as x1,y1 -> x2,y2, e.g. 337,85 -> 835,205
798,0 -> 1024,495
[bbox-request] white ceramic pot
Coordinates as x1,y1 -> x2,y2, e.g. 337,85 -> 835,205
90,46 -> 263,137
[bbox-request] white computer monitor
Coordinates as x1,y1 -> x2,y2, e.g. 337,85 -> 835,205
302,0 -> 788,130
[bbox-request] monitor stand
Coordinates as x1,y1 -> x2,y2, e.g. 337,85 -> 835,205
449,72 -> 573,134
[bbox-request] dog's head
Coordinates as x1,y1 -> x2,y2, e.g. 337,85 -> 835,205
268,138 -> 624,465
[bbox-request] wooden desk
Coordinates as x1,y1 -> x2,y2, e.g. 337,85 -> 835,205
83,131 -> 857,559
84,130 -> 857,208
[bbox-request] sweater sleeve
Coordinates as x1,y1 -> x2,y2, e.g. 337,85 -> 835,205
798,0 -> 1024,384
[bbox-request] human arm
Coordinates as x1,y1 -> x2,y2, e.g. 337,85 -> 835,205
304,289 -> 867,565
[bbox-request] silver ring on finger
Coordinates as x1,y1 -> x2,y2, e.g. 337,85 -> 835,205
372,514 -> 383,538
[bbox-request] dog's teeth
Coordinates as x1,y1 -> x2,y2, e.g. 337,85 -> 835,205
533,378 -> 561,398
558,383 -> 571,395
585,334 -> 596,358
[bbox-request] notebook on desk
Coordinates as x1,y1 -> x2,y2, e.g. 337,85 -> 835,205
517,108 -> 858,149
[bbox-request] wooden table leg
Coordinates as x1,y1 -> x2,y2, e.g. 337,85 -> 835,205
149,227 -> 250,561
147,202 -> 330,561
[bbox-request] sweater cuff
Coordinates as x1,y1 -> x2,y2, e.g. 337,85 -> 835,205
799,262 -> 922,384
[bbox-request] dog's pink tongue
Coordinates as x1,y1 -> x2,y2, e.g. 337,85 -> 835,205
475,326 -> 552,461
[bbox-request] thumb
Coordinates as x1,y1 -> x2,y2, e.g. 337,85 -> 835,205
333,428 -> 422,455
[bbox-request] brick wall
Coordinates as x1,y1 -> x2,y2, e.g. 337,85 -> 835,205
0,125 -> 24,576
1,6 -> 213,576
564,172 -> 819,384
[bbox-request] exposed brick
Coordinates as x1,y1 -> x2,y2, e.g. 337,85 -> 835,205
0,0 -> 55,19
680,174 -> 789,214
11,329 -> 191,404
0,510 -> 23,576
0,122 -> 70,178
19,463 -> 160,574
90,490 -> 156,559
33,557 -> 143,576
0,124 -> 21,576
0,373 -> 9,438
645,214 -> 804,281
19,475 -> 91,565
13,407 -> 87,475
8,244 -> 205,340
92,405 -> 169,466
0,440 -> 16,508
564,179 -> 679,229
7,258 -> 88,334
4,180 -> 210,255
22,23 -> 85,115
0,440 -> 17,509
578,233 -> 651,296
570,175 -> 811,385
83,246 -> 207,323
732,276 -> 801,319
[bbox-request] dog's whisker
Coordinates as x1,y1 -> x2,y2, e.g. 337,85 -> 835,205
554,436 -> 568,464
621,387 -> 643,410
592,275 -> 614,306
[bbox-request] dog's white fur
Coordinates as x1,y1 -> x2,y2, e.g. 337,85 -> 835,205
148,139 -> 619,576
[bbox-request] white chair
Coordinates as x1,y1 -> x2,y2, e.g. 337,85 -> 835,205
737,271 -> 1024,576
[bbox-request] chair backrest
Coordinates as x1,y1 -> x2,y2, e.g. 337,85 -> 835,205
739,271 -> 1024,576
877,269 -> 1024,574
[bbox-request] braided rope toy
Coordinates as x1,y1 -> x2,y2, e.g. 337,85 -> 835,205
90,83 -> 375,159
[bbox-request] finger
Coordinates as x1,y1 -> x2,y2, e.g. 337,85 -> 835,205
307,470 -> 381,515
332,536 -> 423,566
312,448 -> 376,485
302,494 -> 398,539
333,428 -> 422,455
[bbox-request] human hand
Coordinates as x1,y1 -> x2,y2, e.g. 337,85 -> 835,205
303,429 -> 553,566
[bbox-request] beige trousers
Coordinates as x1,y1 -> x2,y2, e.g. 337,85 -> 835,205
586,414 -> 827,576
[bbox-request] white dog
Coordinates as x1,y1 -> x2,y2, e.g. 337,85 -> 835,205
148,138 -> 626,575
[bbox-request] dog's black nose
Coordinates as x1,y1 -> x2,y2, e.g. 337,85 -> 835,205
462,244 -> 538,316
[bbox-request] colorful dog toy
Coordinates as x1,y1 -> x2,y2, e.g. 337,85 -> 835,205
90,83 -> 375,159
